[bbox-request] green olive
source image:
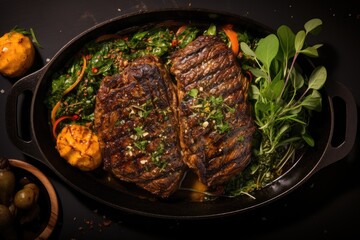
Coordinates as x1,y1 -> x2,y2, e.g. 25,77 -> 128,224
14,188 -> 36,210
0,204 -> 13,227
0,157 -> 16,206
24,183 -> 40,202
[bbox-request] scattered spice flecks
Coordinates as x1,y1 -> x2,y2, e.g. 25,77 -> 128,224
72,210 -> 113,236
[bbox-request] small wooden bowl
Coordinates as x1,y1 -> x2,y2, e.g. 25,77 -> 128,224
9,159 -> 59,240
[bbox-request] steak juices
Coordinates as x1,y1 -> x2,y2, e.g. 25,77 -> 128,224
94,36 -> 255,198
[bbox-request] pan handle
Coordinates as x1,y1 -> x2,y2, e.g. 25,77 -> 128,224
316,81 -> 358,171
6,69 -> 46,163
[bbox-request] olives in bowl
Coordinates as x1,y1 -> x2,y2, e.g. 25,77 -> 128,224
0,157 -> 58,240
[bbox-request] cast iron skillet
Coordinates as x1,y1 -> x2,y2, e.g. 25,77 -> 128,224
5,9 -> 358,219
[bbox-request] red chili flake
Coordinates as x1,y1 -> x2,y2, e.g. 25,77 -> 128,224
85,54 -> 92,60
92,67 -> 98,73
171,39 -> 178,46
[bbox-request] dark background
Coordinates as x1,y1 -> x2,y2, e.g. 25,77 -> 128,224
1,0 -> 359,239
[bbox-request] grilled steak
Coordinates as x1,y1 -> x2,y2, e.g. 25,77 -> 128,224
94,55 -> 186,198
170,35 -> 256,187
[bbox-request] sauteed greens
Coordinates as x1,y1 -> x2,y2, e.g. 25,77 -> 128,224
46,19 -> 326,199
47,28 -> 179,123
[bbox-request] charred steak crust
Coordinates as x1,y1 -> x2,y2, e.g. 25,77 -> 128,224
170,35 -> 256,187
94,55 -> 186,198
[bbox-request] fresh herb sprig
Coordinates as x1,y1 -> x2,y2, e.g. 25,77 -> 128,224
10,26 -> 42,48
227,19 -> 327,196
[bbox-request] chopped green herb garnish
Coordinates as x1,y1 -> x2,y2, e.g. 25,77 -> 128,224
134,140 -> 147,152
133,126 -> 148,152
151,143 -> 167,171
134,126 -> 146,138
188,88 -> 199,98
188,90 -> 234,134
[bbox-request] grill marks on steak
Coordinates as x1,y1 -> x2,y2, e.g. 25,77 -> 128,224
170,35 -> 256,187
94,55 -> 185,198
94,35 -> 255,197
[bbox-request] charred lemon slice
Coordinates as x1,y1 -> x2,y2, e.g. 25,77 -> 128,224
0,31 -> 35,78
56,124 -> 102,171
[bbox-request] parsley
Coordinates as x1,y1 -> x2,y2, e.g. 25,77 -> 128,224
133,126 -> 148,152
188,90 -> 235,134
134,140 -> 147,152
150,143 -> 167,171
130,99 -> 153,119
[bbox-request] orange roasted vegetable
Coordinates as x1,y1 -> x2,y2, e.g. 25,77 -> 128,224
222,24 -> 239,56
56,124 -> 102,171
0,31 -> 35,78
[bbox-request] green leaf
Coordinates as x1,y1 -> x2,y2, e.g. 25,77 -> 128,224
249,67 -> 268,79
290,106 -> 302,115
237,32 -> 250,44
263,78 -> 284,101
271,58 -> 282,77
255,34 -> 279,72
301,90 -> 322,111
204,23 -> 217,36
300,44 -> 323,57
274,124 -> 290,144
255,101 -> 271,115
300,46 -> 319,57
132,30 -> 148,41
295,30 -> 306,52
304,18 -> 322,35
302,132 -> 315,147
240,42 -> 256,58
308,66 -> 327,90
277,25 -> 295,59
312,43 -> 323,49
188,88 -> 199,98
291,70 -> 304,90
272,67 -> 283,84
250,85 -> 260,100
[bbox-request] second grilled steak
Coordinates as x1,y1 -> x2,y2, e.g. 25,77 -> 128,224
94,55 -> 186,198
170,35 -> 256,187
